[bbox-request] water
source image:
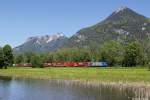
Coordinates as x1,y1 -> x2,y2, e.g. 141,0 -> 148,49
0,76 -> 149,100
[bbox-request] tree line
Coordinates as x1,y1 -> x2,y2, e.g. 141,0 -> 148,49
14,41 -> 150,68
0,41 -> 149,68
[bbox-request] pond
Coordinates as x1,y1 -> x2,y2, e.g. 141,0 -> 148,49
0,76 -> 149,100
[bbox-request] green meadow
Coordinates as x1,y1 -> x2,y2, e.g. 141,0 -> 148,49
0,67 -> 150,83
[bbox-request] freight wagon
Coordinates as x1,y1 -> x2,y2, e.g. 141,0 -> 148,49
43,62 -> 91,67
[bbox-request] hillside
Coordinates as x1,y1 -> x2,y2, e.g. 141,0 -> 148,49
66,7 -> 150,48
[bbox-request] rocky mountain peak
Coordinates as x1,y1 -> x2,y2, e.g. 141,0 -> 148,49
46,33 -> 65,43
26,33 -> 65,43
114,6 -> 128,14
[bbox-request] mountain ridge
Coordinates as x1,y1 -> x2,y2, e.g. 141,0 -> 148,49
13,33 -> 68,53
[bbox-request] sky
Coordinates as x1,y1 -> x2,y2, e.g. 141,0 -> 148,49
0,0 -> 150,47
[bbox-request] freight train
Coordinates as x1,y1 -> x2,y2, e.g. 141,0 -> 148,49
14,62 -> 108,67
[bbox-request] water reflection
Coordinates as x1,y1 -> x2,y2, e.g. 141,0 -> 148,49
0,77 -> 149,100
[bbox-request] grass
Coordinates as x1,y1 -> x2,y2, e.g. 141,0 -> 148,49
0,67 -> 150,84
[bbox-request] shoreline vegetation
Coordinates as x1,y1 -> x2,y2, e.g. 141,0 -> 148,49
0,67 -> 150,88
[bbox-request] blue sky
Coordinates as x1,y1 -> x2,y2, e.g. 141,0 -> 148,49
0,0 -> 149,47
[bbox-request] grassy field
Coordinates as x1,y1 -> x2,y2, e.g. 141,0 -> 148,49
0,67 -> 150,83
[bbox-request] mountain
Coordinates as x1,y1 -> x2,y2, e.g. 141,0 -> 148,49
66,6 -> 150,48
14,7 -> 150,53
13,33 -> 68,53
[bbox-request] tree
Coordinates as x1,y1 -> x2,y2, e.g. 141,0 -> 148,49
0,48 -> 4,69
24,52 -> 34,63
3,45 -> 14,68
144,42 -> 150,65
31,54 -> 43,68
148,62 -> 150,71
123,42 -> 144,67
14,54 -> 25,64
43,53 -> 54,63
88,42 -> 101,62
100,41 -> 124,66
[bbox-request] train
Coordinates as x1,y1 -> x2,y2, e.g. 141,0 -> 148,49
14,62 -> 108,67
